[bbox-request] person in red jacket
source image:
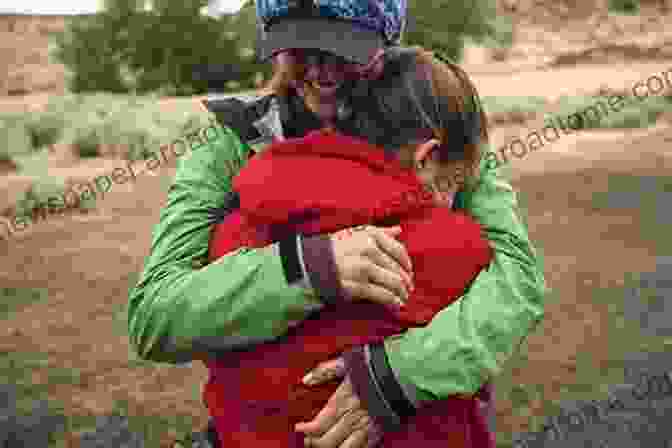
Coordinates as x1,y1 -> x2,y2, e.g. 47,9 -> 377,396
205,46 -> 494,447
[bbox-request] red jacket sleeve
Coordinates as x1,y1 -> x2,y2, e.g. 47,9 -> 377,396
209,212 -> 274,261
396,208 -> 493,325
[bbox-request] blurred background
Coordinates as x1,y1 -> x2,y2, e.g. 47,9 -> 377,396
0,0 -> 671,447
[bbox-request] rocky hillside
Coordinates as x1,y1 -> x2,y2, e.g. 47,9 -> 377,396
498,0 -> 672,68
0,14 -> 74,96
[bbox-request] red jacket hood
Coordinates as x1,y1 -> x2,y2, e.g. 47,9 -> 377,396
232,130 -> 435,234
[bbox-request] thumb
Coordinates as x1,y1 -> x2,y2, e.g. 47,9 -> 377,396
302,357 -> 347,386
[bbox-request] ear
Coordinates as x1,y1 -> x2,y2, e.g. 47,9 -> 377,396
414,139 -> 441,168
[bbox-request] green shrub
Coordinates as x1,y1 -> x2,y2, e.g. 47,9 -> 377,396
55,109 -> 105,158
598,98 -> 667,129
13,174 -> 97,221
0,287 -> 48,319
549,94 -> 672,130
25,113 -> 65,150
73,127 -> 103,158
405,0 -> 501,61
55,0 -> 262,95
53,15 -> 131,93
481,96 -> 547,116
480,15 -> 514,51
0,114 -> 34,160
14,179 -> 66,220
4,93 -> 214,163
608,0 -> 640,14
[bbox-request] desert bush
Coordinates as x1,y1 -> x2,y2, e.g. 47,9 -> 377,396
24,111 -> 66,150
598,97 -> 670,128
0,287 -> 48,319
54,0 -> 261,95
609,0 -> 640,13
404,0 -> 504,61
14,179 -> 78,221
31,93 -> 210,160
549,94 -> 672,130
73,126 -> 104,158
0,114 -> 34,161
479,15 -> 515,52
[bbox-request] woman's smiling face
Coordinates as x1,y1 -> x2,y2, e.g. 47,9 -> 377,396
290,49 -> 362,95
272,47 -> 387,124
282,48 -> 371,122
300,50 -> 353,97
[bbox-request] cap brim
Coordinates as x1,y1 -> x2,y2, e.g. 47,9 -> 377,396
256,18 -> 385,65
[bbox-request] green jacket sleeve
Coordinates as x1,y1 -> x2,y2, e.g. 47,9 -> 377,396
382,156 -> 547,402
127,124 -> 324,364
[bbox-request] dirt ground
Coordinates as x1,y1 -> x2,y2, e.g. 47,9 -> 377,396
1,29 -> 672,446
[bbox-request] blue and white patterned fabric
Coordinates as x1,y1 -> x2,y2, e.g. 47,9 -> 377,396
256,0 -> 406,45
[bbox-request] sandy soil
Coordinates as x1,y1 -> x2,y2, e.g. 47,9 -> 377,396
1,12 -> 672,443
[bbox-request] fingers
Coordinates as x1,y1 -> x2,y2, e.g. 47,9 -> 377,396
331,225 -> 414,307
342,279 -> 404,310
295,381 -> 356,435
365,245 -> 413,296
303,409 -> 370,448
368,227 -> 413,275
303,357 -> 347,386
363,264 -> 408,307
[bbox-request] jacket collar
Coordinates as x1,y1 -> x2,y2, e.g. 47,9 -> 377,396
204,92 -> 325,152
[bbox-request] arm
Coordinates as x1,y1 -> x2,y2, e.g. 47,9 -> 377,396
342,155 -> 547,429
127,123 -> 332,363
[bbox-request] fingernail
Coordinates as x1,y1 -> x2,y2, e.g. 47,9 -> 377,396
302,373 -> 314,385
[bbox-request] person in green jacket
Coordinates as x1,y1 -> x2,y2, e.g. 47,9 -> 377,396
127,1 -> 546,447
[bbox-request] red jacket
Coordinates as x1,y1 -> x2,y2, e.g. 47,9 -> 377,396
205,130 -> 494,447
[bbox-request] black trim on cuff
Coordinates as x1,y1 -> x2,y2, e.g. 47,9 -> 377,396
344,346 -> 402,432
368,342 -> 417,419
279,235 -> 303,285
299,234 -> 342,305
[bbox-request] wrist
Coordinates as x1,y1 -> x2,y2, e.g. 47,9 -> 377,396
343,344 -> 417,432
297,234 -> 343,304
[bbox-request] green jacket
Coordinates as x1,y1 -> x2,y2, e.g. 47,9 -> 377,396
127,93 -> 546,409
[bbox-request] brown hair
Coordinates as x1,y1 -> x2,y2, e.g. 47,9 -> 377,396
404,46 -> 489,188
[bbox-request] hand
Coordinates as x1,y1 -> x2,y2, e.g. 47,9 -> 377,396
331,225 -> 414,310
296,359 -> 383,448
